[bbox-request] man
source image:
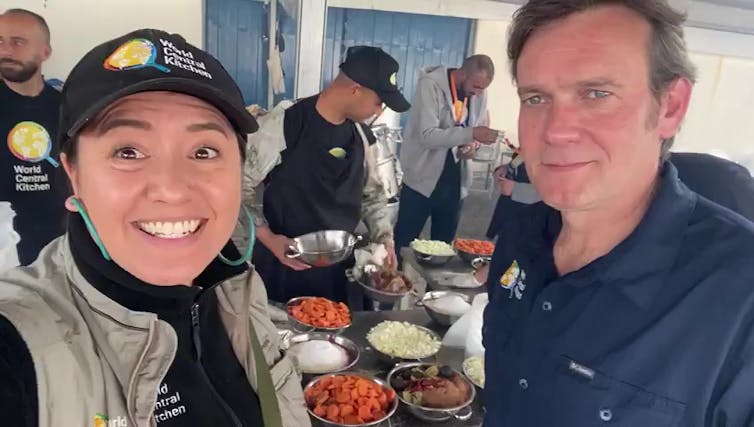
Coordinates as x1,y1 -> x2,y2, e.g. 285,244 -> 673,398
395,55 -> 499,250
484,1 -> 754,425
0,9 -> 67,265
240,46 -> 410,305
486,154 -> 543,241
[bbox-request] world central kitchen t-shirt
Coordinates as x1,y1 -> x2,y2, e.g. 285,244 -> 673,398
0,80 -> 68,265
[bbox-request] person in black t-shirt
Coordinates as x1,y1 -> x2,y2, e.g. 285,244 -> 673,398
242,46 -> 411,305
0,9 -> 67,265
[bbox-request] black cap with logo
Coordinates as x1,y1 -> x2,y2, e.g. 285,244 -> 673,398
339,46 -> 410,113
59,28 -> 258,146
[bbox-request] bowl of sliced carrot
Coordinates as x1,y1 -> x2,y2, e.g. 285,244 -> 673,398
454,239 -> 495,264
304,373 -> 399,426
286,296 -> 352,334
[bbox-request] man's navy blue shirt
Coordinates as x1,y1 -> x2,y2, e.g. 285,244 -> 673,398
483,163 -> 754,426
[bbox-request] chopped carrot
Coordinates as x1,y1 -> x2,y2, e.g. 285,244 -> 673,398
344,414 -> 361,424
340,404 -> 354,416
455,238 -> 495,256
335,391 -> 351,404
358,405 -> 372,420
378,393 -> 388,410
288,297 -> 351,328
327,404 -> 339,420
306,375 -> 394,425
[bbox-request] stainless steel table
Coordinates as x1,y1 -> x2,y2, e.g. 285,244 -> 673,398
298,309 -> 485,427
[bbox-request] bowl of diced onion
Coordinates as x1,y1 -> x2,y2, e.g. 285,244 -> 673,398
366,321 -> 442,365
462,356 -> 485,389
410,240 -> 456,266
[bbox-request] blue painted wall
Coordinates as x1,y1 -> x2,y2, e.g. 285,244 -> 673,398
205,0 -> 298,106
204,2 -> 471,111
323,8 -> 472,114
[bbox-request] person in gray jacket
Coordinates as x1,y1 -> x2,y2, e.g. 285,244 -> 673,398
0,29 -> 309,427
395,55 -> 499,250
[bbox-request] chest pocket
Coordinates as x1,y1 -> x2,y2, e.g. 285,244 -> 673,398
316,147 -> 352,182
551,356 -> 686,426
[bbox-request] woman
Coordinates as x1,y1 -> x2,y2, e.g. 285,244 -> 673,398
0,29 -> 310,427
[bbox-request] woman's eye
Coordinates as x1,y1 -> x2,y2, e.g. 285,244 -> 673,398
194,147 -> 219,160
114,147 -> 145,160
586,90 -> 611,99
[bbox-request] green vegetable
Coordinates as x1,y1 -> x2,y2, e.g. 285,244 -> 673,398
425,365 -> 440,378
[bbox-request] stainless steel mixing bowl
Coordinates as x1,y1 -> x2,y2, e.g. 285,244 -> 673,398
285,230 -> 362,267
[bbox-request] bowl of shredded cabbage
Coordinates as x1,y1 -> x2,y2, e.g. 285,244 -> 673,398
366,321 -> 442,365
462,356 -> 485,389
410,239 -> 456,266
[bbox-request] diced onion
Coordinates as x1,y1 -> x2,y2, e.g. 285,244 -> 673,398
411,239 -> 455,256
367,321 -> 440,359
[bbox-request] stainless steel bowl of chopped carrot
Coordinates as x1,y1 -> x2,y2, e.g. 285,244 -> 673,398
454,238 -> 495,264
304,373 -> 399,426
286,296 -> 351,334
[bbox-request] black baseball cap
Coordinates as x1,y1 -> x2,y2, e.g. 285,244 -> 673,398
59,28 -> 258,146
339,46 -> 410,113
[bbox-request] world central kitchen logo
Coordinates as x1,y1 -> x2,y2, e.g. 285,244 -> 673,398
94,413 -> 127,427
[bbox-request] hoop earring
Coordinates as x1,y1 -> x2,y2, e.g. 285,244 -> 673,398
219,205 -> 255,267
70,197 -> 112,261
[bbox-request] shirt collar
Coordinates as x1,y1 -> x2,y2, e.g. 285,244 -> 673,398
527,163 -> 698,309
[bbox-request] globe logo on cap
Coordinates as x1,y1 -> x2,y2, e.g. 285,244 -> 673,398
389,72 -> 397,86
7,121 -> 59,167
104,38 -> 170,73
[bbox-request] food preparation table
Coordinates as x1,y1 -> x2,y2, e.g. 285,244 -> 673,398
291,309 -> 486,427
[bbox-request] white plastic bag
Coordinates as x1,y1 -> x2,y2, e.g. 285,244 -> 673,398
442,292 -> 488,354
0,202 -> 20,273
464,293 -> 488,358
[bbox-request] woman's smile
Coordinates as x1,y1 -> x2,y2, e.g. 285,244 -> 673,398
135,218 -> 206,239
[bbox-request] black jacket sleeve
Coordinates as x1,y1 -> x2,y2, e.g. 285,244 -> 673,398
0,314 -> 38,427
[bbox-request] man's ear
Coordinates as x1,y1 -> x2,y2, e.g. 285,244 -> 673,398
657,77 -> 693,141
41,44 -> 52,62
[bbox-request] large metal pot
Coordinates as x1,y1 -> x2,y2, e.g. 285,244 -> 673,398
285,230 -> 361,267
386,197 -> 399,226
376,157 -> 400,200
371,124 -> 403,200
371,124 -> 393,161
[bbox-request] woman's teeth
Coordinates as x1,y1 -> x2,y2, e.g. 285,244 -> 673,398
138,220 -> 201,239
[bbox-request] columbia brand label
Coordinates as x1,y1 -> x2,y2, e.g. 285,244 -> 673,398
104,38 -> 212,79
568,360 -> 596,381
7,121 -> 58,192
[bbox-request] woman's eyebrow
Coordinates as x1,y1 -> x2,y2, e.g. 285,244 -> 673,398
96,118 -> 151,136
186,122 -> 230,137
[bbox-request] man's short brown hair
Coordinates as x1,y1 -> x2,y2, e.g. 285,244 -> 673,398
3,8 -> 51,44
507,0 -> 697,157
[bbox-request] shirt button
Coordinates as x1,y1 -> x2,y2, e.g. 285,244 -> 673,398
518,378 -> 529,390
542,301 -> 553,311
599,408 -> 613,422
